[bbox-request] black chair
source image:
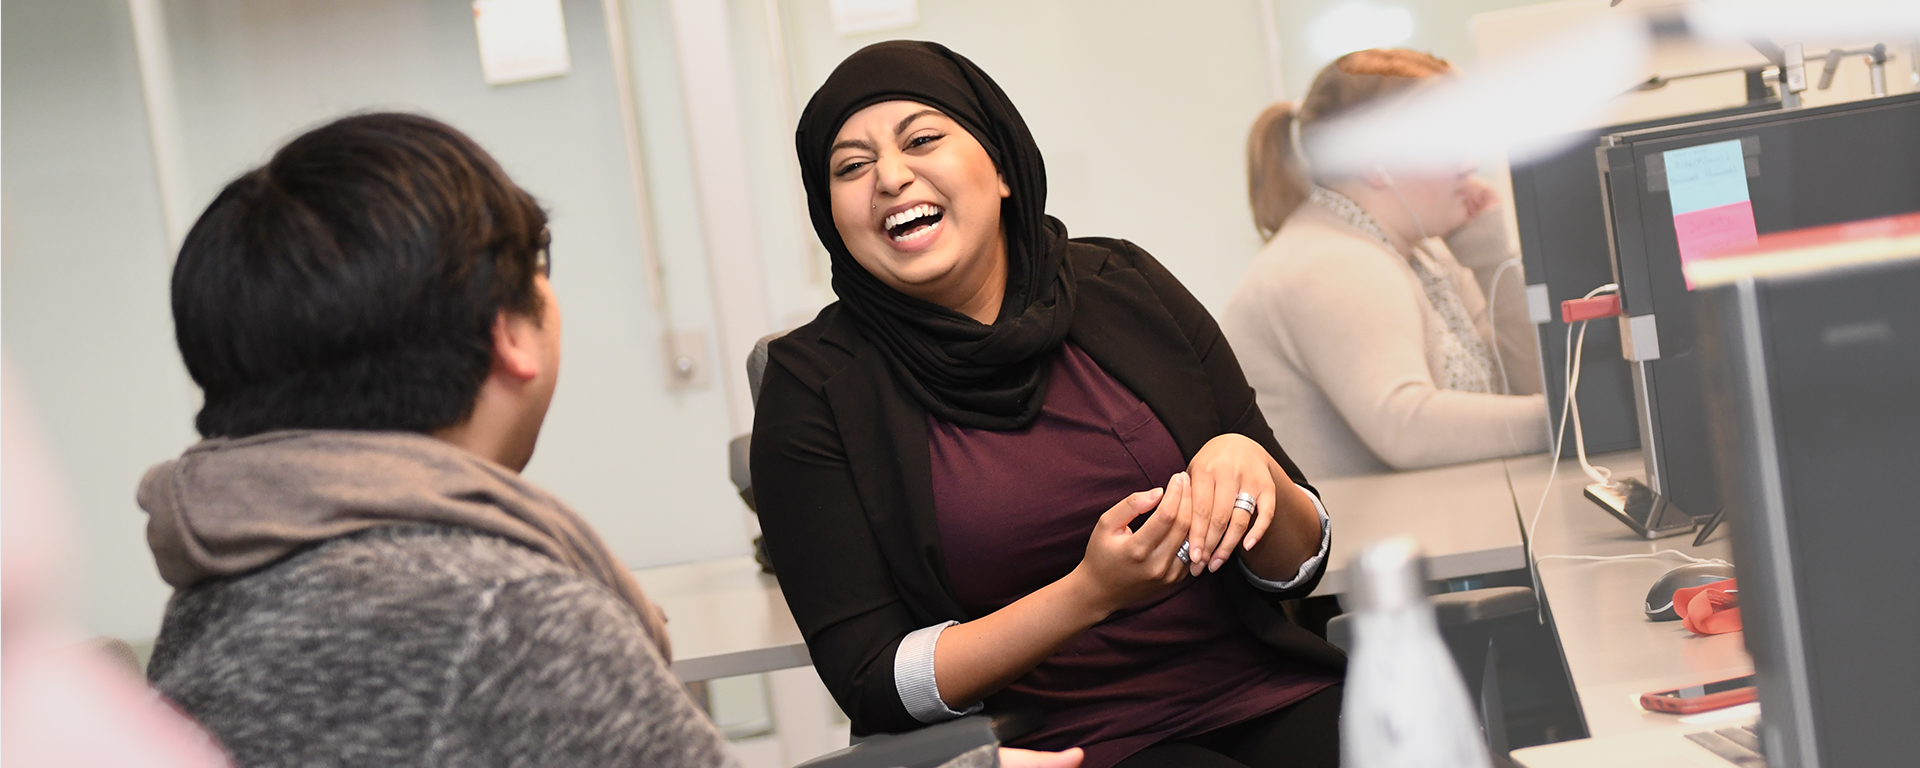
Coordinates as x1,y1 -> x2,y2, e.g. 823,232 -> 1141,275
729,331 -> 1040,767
795,709 -> 1044,768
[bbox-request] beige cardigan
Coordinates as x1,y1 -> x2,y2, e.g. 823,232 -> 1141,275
1221,202 -> 1549,479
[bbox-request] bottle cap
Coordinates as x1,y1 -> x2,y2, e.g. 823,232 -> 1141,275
1349,537 -> 1430,613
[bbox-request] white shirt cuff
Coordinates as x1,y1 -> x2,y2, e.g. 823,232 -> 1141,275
1238,488 -> 1332,591
894,621 -> 984,723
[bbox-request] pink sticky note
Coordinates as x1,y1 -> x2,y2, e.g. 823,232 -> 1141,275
1673,201 -> 1759,287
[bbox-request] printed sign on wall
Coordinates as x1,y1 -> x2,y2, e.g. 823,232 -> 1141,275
474,0 -> 572,86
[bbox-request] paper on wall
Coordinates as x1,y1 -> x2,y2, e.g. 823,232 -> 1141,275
829,0 -> 918,37
473,0 -> 572,86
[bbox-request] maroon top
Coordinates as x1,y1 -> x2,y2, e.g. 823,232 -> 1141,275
928,343 -> 1336,768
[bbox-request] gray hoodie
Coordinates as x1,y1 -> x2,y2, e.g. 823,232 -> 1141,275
138,431 -> 730,767
147,523 -> 736,768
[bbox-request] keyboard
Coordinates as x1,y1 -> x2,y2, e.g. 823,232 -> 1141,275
1686,724 -> 1765,767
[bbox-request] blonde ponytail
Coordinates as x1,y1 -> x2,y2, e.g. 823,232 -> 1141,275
1247,49 -> 1454,241
1247,102 -> 1311,241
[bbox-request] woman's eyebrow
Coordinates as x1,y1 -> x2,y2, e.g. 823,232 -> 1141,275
895,109 -> 944,137
829,138 -> 875,155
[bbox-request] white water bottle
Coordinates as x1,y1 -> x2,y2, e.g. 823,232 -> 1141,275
1341,538 -> 1493,768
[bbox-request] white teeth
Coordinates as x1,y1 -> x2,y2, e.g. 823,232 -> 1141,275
883,204 -> 942,231
891,217 -> 941,243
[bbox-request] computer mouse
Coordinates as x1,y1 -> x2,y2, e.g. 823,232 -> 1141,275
1645,562 -> 1736,621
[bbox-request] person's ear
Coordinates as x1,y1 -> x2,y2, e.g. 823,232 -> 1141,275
998,172 -> 1011,199
490,311 -> 543,383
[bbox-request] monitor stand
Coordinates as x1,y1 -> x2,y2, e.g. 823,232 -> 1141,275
1585,477 -> 1696,539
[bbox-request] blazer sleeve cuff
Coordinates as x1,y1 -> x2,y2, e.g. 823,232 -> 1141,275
1239,488 -> 1332,592
894,621 -> 984,724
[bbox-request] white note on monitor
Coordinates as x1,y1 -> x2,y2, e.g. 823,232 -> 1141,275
473,0 -> 572,86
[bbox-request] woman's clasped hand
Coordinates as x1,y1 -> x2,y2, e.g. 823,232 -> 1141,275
1076,432 -> 1304,610
1074,474 -> 1191,614
1182,434 -> 1289,576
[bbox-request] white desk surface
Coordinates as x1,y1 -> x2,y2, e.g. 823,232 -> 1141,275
1311,456 -> 1527,597
632,555 -> 810,683
1511,716 -> 1760,768
1504,451 -> 1752,742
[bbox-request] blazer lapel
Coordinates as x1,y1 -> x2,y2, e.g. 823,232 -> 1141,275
820,324 -> 972,623
1066,252 -> 1222,460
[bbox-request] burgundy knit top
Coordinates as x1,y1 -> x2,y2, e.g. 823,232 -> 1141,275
927,342 -> 1337,768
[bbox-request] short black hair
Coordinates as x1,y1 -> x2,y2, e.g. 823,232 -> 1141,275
171,112 -> 550,438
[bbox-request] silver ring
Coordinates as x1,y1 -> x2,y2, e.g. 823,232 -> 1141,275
1176,541 -> 1191,564
1233,492 -> 1257,514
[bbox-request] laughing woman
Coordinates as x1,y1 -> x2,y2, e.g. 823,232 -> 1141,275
750,41 -> 1345,768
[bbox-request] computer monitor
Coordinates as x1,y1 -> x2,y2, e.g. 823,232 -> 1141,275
1693,242 -> 1920,768
1595,92 -> 1920,525
1510,102 -> 1779,458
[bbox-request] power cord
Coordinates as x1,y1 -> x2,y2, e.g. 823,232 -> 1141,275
1518,284 -> 1727,622
1486,257 -> 1526,454
1485,257 -> 1525,399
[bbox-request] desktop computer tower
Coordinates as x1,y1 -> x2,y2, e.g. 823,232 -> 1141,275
1695,249 -> 1920,768
1596,92 -> 1920,528
1511,102 -> 1778,458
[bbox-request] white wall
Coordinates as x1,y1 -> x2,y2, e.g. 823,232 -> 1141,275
720,0 -> 1562,325
726,0 -> 1284,318
153,5 -> 751,580
3,0 -> 756,640
2,0 -> 202,640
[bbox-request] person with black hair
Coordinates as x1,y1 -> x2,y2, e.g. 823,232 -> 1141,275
142,111 -> 1084,768
140,112 -> 723,768
753,42 -> 1346,768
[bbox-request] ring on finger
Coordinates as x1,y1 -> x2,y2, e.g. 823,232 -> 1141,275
1233,492 -> 1257,514
1175,541 -> 1191,564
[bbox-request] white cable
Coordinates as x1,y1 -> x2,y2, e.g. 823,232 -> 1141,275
1564,283 -> 1618,486
1525,322 -> 1578,582
1522,282 -> 1625,621
1538,552 -> 1728,565
1564,312 -> 1612,487
1486,258 -> 1524,398
1487,258 -> 1524,453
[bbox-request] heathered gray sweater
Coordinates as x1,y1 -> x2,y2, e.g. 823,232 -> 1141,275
147,524 -> 737,768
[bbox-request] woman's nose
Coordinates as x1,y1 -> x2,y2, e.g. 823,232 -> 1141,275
874,153 -> 915,196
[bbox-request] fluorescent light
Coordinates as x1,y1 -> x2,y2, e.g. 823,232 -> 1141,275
1305,15 -> 1650,174
1687,0 -> 1920,42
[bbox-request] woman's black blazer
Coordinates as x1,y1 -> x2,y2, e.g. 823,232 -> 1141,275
751,237 -> 1346,736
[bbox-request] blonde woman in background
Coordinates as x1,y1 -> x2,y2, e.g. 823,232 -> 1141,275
1220,49 -> 1548,479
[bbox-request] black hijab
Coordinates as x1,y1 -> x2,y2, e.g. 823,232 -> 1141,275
795,40 -> 1076,431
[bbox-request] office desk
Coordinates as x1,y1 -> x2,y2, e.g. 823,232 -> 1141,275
1511,716 -> 1761,768
632,555 -> 810,683
1311,457 -> 1527,597
1504,451 -> 1751,742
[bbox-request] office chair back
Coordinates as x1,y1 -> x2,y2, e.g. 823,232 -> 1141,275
727,329 -> 1041,760
731,331 -> 788,509
734,332 -> 787,571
